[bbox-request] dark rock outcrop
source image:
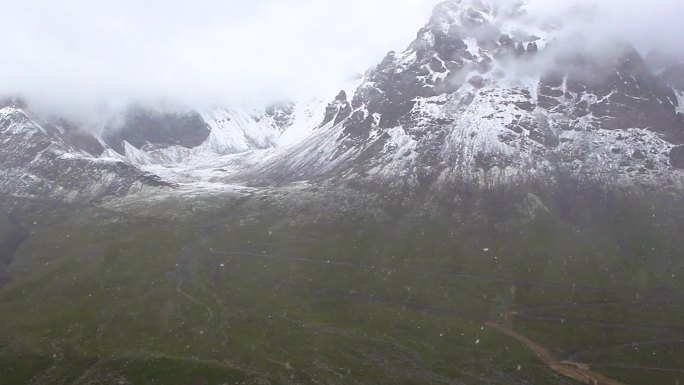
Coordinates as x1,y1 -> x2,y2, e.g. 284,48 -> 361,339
670,146 -> 684,169
103,109 -> 210,154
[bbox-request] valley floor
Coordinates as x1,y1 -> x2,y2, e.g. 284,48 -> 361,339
0,189 -> 683,385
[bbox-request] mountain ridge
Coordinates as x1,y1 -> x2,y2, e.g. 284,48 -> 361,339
0,0 -> 683,203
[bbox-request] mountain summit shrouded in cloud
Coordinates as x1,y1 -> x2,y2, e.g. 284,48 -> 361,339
0,0 -> 683,119
0,0 -> 436,117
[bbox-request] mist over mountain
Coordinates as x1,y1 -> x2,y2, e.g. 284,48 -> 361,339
1,0 -> 683,121
0,0 -> 436,120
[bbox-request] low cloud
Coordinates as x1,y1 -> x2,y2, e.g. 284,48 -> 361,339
0,0 -> 682,120
524,0 -> 684,59
0,0 -> 436,118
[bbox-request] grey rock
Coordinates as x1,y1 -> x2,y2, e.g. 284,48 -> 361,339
103,109 -> 210,154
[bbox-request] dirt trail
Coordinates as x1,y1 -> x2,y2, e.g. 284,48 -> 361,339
485,322 -> 628,385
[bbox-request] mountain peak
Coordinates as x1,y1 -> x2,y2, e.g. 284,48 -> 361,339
429,0 -> 493,34
0,97 -> 27,110
428,0 -> 528,32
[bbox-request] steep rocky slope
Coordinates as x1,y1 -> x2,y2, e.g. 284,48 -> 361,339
0,103 -> 168,202
214,0 -> 684,193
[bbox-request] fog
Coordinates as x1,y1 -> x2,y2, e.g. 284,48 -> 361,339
524,0 -> 684,59
0,0 -> 682,118
0,0 -> 436,118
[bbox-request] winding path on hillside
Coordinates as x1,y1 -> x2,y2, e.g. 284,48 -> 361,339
485,322 -> 628,385
209,247 -> 683,384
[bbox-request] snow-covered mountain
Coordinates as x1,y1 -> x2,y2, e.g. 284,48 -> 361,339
2,0 -> 684,204
0,100 -> 169,202
204,0 -> 684,191
98,98 -> 334,167
0,95 -> 341,201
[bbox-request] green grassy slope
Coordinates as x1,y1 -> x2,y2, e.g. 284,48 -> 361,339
0,186 -> 682,384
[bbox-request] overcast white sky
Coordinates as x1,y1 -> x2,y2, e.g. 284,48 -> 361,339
526,0 -> 684,56
0,0 -> 683,117
0,0 -> 436,116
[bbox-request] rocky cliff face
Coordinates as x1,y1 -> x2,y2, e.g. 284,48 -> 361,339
98,99 -> 329,167
229,0 -> 684,191
102,109 -> 211,154
0,104 -> 168,202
